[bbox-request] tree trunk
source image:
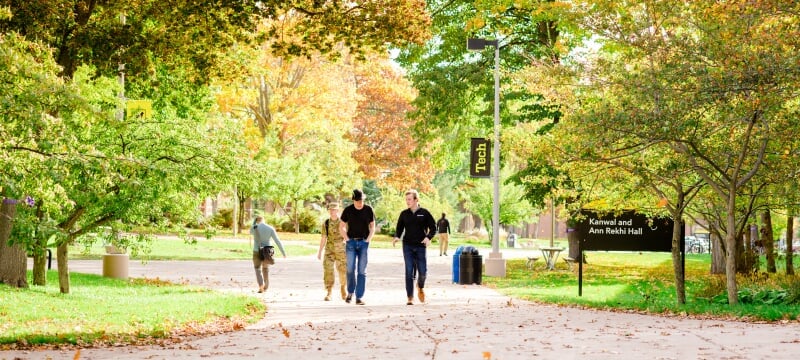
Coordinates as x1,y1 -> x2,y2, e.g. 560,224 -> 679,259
0,198 -> 28,288
32,246 -> 47,286
294,200 -> 300,233
670,204 -> 686,305
787,214 -> 794,276
237,196 -> 248,234
232,185 -> 239,237
57,241 -> 70,294
761,210 -> 776,273
710,225 -> 726,274
725,204 -> 739,305
738,225 -> 757,273
32,205 -> 48,286
567,226 -> 580,261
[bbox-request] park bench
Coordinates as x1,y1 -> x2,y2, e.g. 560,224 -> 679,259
526,255 -> 540,269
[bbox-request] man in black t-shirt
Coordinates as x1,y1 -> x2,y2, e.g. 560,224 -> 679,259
338,189 -> 375,305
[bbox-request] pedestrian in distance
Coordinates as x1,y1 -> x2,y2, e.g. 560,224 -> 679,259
392,189 -> 437,305
339,189 -> 376,305
317,202 -> 347,301
437,213 -> 451,256
250,216 -> 287,293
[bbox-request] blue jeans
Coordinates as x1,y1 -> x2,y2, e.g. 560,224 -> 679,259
403,244 -> 427,297
345,239 -> 369,299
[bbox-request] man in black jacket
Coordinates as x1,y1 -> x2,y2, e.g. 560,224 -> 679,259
437,213 -> 451,256
392,189 -> 437,305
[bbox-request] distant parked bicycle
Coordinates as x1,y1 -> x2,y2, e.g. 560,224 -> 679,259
686,237 -> 706,254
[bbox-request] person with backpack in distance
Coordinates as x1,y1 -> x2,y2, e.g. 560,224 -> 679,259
317,202 -> 347,301
250,215 -> 287,293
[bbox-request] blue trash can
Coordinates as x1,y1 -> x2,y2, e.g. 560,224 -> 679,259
452,245 -> 465,284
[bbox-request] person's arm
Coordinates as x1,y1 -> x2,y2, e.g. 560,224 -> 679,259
367,221 -> 376,242
339,219 -> 348,241
271,231 -> 287,258
366,207 -> 376,242
317,223 -> 327,260
392,213 -> 404,247
423,210 -> 437,246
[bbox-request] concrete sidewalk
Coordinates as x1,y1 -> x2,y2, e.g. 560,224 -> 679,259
5,248 -> 800,359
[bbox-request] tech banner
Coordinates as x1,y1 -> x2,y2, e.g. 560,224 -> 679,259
470,138 -> 490,178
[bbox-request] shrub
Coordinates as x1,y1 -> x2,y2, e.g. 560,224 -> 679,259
694,274 -> 727,300
209,208 -> 233,229
781,276 -> 800,305
262,212 -> 289,230
296,207 -> 322,233
279,207 -> 322,233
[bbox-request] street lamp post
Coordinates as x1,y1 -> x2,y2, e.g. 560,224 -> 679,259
467,37 -> 506,277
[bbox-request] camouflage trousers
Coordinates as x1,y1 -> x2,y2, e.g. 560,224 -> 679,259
323,241 -> 347,291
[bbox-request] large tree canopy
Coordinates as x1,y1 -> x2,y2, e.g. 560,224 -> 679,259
0,0 -> 431,82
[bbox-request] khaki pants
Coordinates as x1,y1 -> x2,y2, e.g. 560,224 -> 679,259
439,233 -> 450,255
253,251 -> 271,289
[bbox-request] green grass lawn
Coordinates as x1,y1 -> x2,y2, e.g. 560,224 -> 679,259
0,271 -> 264,348
482,251 -> 800,321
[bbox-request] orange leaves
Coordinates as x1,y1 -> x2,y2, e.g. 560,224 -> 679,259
350,55 -> 435,192
277,322 -> 291,338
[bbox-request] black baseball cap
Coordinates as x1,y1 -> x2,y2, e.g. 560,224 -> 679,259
352,189 -> 365,201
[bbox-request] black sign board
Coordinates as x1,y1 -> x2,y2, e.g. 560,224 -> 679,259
574,210 -> 683,297
576,210 -> 673,252
469,138 -> 491,178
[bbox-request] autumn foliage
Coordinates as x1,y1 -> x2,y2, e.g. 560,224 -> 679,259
350,56 -> 435,193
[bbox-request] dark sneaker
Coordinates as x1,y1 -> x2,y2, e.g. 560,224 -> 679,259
346,294 -> 353,303
356,298 -> 365,305
407,297 -> 413,305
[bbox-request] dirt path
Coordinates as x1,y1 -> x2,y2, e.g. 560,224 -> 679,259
4,248 -> 800,359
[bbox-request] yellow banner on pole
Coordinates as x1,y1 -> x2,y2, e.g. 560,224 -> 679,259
126,100 -> 152,119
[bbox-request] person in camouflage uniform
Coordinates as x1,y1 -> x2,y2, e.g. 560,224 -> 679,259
317,202 -> 347,301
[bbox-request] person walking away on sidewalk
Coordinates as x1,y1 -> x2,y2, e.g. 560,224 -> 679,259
317,202 -> 347,301
392,189 -> 437,305
250,216 -> 287,293
437,213 -> 451,256
339,189 -> 376,305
